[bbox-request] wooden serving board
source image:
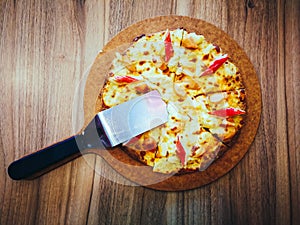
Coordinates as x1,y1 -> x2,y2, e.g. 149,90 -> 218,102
82,15 -> 261,191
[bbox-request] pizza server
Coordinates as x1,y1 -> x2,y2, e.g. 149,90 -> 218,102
8,90 -> 168,180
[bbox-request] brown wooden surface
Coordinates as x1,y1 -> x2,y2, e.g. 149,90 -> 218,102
0,0 -> 299,224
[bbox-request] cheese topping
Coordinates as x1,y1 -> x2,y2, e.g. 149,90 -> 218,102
101,28 -> 246,174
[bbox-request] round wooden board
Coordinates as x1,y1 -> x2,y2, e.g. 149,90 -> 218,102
83,16 -> 261,191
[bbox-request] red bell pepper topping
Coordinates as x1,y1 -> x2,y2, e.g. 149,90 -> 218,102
114,75 -> 139,83
200,54 -> 228,76
164,30 -> 174,62
208,107 -> 246,117
176,136 -> 186,166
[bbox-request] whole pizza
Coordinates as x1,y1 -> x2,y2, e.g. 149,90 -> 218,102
100,28 -> 246,174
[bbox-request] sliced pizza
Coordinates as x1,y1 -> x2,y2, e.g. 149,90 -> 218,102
100,28 -> 247,174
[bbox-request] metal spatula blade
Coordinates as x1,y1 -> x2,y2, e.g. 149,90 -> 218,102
99,90 -> 168,147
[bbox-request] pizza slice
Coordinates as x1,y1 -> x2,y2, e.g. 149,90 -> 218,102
101,76 -> 151,108
170,30 -> 244,96
116,28 -> 185,69
123,127 -> 161,167
152,101 -> 186,173
174,57 -> 244,96
174,30 -> 212,77
184,127 -> 228,171
124,30 -> 165,64
194,89 -> 246,144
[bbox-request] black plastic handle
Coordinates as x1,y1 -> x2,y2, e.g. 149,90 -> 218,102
7,116 -> 112,180
7,135 -> 85,180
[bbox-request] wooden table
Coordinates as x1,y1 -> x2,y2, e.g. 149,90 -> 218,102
0,0 -> 299,224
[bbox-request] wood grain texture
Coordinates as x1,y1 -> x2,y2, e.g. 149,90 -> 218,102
0,0 -> 299,225
285,1 -> 300,225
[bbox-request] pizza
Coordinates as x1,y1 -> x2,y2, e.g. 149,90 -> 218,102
100,28 -> 246,174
